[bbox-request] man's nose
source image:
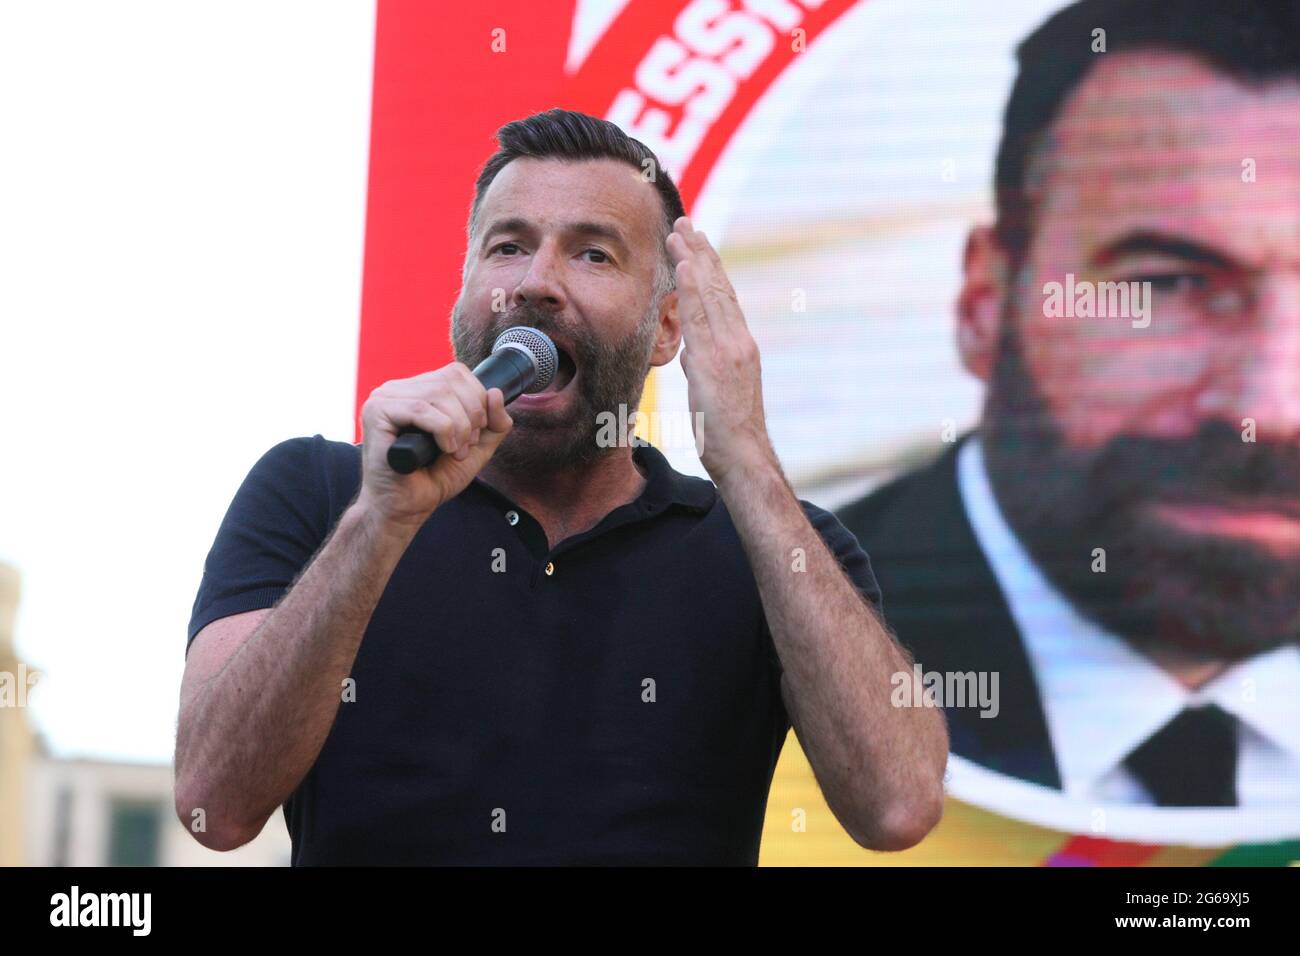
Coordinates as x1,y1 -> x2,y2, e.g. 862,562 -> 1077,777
1229,273 -> 1300,440
511,243 -> 567,313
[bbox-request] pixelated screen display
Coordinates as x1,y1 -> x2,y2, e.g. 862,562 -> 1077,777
508,0 -> 1299,864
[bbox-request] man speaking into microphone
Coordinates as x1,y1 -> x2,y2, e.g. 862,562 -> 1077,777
174,109 -> 947,865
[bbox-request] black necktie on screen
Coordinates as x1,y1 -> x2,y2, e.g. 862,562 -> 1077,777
1122,704 -> 1239,807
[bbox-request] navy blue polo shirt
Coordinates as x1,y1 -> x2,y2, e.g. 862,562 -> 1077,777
188,434 -> 882,865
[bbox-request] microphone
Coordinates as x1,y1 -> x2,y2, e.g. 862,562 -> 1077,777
386,326 -> 559,474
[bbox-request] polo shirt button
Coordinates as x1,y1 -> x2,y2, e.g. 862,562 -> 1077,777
545,561 -> 555,576
505,510 -> 519,526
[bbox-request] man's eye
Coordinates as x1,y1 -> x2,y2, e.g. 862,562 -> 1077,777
1134,272 -> 1208,294
1131,272 -> 1252,316
583,249 -> 610,263
493,242 -> 521,256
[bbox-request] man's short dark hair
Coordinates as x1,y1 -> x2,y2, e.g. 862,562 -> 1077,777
468,108 -> 685,289
994,0 -> 1300,266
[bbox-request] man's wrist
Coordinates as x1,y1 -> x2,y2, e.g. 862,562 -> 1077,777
712,445 -> 786,501
343,494 -> 427,550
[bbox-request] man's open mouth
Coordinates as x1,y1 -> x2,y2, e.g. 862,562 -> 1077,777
535,342 -> 577,394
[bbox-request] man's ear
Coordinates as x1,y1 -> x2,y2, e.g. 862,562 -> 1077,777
649,290 -> 682,368
957,225 -> 1011,382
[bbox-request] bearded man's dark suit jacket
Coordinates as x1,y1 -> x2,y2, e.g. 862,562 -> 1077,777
835,433 -> 1062,789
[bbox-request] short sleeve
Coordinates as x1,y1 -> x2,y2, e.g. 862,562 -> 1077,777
761,501 -> 885,680
802,501 -> 884,615
186,436 -> 341,655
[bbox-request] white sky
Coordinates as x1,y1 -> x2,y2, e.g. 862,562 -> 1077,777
0,1 -> 376,762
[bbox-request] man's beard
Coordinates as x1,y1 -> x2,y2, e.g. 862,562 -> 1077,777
449,297 -> 661,476
981,321 -> 1300,662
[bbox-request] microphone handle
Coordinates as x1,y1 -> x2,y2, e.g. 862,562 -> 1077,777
386,348 -> 537,474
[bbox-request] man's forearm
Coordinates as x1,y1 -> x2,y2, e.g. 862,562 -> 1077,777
717,459 -> 948,850
175,499 -> 419,843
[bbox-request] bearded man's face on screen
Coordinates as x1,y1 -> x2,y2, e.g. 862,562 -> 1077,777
958,50 -> 1300,662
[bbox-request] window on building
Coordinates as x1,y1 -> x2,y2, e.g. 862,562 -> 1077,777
107,798 -> 162,867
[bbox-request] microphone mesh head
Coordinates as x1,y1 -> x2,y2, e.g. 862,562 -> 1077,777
492,326 -> 558,393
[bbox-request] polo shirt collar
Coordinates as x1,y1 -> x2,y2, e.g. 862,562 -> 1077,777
630,438 -> 716,514
467,438 -> 716,515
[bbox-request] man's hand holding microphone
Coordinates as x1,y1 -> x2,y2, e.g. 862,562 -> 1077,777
355,363 -> 514,531
353,325 -> 557,531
